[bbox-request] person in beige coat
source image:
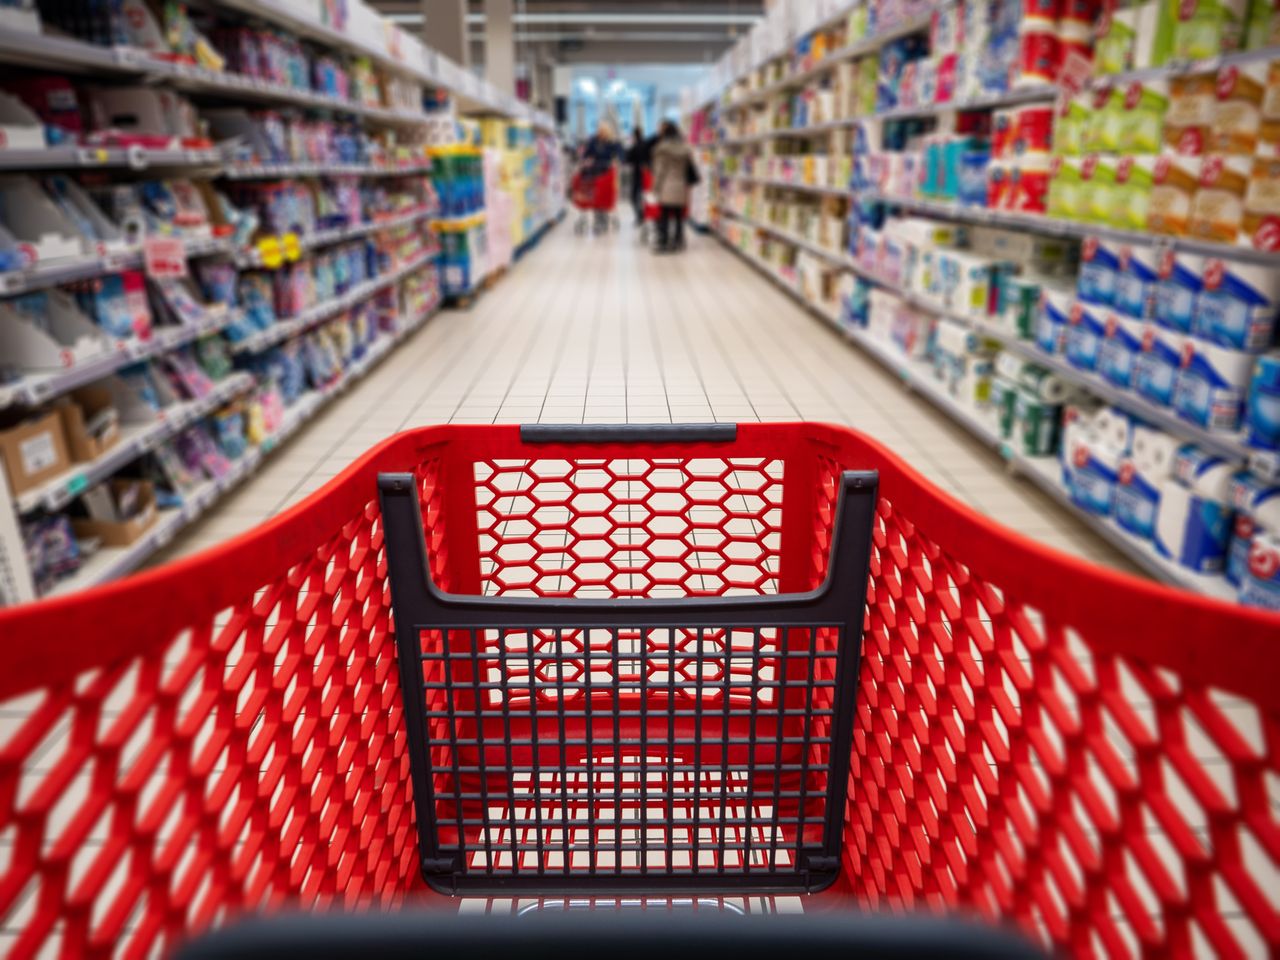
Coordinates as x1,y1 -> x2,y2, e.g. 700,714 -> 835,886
651,120 -> 697,252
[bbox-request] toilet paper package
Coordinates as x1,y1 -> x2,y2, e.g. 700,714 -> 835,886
1173,0 -> 1248,59
1188,154 -> 1251,244
1014,388 -> 1063,455
1134,0 -> 1177,68
1048,155 -> 1085,219
1116,455 -> 1167,537
1082,153 -> 1120,222
995,350 -> 1026,384
1246,353 -> 1280,449
1065,299 -> 1107,372
1246,0 -> 1280,48
1018,362 -> 1072,403
1242,155 -> 1280,251
1085,90 -> 1125,154
1149,153 -> 1203,235
1096,5 -> 1138,73
1098,312 -> 1147,388
1133,423 -> 1182,475
1134,323 -> 1188,406
1194,257 -> 1280,351
992,375 -> 1019,438
1115,427 -> 1179,540
1114,243 -> 1160,319
1122,81 -> 1170,153
1077,235 -> 1119,306
997,273 -> 1041,338
1036,284 -> 1073,354
1062,426 -> 1124,515
1113,155 -> 1156,230
1226,471 -> 1280,584
1153,249 -> 1206,333
1238,529 -> 1280,609
1211,61 -> 1267,154
1154,445 -> 1238,572
1165,74 -> 1216,154
1172,338 -> 1255,430
1095,405 -> 1137,452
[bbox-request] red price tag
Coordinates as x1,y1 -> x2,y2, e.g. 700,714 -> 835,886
1059,48 -> 1094,97
144,235 -> 188,279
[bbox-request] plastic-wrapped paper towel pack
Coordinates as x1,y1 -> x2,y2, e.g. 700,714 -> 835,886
1061,404 -> 1131,515
1172,337 -> 1254,431
1226,471 -> 1280,588
1154,445 -> 1238,573
1115,425 -> 1180,539
1246,353 -> 1280,449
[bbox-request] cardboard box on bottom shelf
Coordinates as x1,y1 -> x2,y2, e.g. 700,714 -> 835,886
71,479 -> 158,548
57,386 -> 122,463
0,410 -> 71,497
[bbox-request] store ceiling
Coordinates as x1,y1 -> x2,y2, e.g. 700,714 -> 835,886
370,0 -> 766,64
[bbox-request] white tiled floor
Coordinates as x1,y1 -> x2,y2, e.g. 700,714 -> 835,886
156,218 -> 1136,575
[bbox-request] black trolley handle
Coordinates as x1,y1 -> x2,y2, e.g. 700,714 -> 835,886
376,470 -> 877,624
376,429 -> 880,893
519,423 -> 738,444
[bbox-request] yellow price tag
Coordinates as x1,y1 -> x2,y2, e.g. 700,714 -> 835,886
256,235 -> 283,269
282,232 -> 302,263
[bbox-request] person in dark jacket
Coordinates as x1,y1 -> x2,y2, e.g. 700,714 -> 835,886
651,120 -> 695,253
580,123 -> 617,178
623,128 -> 651,226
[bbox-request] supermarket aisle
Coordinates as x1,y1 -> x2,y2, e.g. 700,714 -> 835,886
158,219 -> 1135,573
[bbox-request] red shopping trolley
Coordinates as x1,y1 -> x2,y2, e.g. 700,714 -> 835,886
571,166 -> 619,236
1,422 -> 1278,959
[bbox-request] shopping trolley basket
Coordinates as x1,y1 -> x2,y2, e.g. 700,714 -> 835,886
377,424 -> 876,894
1,422 -> 1278,960
571,167 -> 618,236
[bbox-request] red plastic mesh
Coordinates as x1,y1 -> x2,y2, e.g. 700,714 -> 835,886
844,496 -> 1280,959
0,424 -> 1277,959
470,457 -> 784,597
0,499 -> 420,958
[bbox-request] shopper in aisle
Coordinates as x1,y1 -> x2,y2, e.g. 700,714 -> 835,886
580,122 -> 618,178
623,127 -> 651,226
651,121 -> 696,253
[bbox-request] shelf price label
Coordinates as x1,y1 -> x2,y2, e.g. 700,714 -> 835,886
143,235 -> 188,279
77,147 -> 111,166
282,232 -> 302,262
256,236 -> 284,269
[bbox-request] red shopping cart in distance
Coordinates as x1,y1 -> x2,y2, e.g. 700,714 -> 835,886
571,165 -> 619,236
1,422 -> 1278,959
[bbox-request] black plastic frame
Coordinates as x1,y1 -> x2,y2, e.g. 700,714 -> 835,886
378,427 -> 877,896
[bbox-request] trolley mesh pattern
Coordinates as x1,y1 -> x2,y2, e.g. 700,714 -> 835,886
411,624 -> 839,885
470,456 -> 785,598
377,430 -> 876,893
0,423 -> 1277,959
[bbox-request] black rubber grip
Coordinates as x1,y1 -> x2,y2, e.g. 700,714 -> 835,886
520,423 -> 738,444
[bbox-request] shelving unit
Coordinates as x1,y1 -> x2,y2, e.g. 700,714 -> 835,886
720,233 -> 1239,601
14,373 -> 256,515
0,0 -> 561,606
0,310 -> 238,410
867,192 -> 1280,266
691,1 -> 1280,607
719,12 -> 932,109
43,298 -> 439,598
